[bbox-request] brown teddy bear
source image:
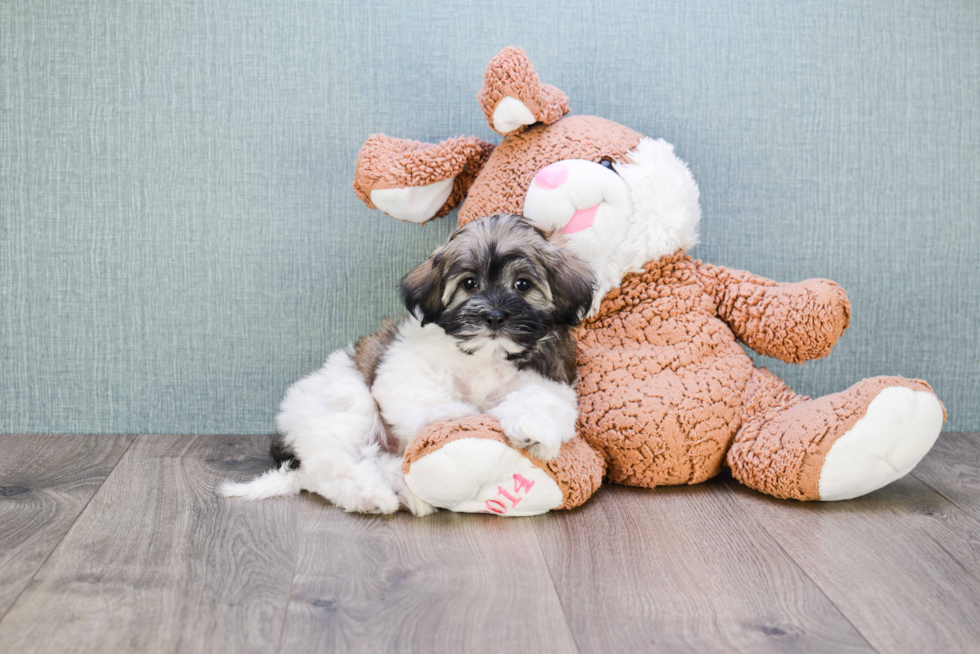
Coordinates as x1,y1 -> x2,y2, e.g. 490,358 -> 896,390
353,47 -> 945,516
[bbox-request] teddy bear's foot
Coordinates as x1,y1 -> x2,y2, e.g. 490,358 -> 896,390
405,437 -> 564,516
402,415 -> 605,516
728,370 -> 945,501
818,386 -> 944,501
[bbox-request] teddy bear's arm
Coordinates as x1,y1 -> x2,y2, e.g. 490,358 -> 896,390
353,134 -> 494,223
696,262 -> 851,364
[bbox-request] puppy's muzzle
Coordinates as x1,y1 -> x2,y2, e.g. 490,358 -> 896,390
481,309 -> 507,330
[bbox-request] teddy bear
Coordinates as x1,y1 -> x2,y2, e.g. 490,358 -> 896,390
351,47 -> 946,516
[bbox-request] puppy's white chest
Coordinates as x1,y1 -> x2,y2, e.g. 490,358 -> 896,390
452,362 -> 520,412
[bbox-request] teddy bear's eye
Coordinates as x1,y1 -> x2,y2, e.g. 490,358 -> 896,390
599,157 -> 616,169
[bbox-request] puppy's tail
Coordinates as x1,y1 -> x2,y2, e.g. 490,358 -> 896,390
218,466 -> 302,500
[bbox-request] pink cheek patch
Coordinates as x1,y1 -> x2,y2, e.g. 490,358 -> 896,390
533,164 -> 569,190
562,203 -> 599,235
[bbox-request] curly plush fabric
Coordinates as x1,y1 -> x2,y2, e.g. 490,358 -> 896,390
352,134 -> 494,220
574,253 -> 913,496
404,415 -> 605,510
575,253 -> 753,487
728,370 -> 942,499
697,264 -> 851,363
477,46 -> 569,135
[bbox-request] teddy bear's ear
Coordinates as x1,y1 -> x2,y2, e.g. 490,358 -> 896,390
477,46 -> 570,136
353,134 -> 495,224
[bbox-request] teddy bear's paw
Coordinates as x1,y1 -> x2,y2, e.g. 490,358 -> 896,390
370,181 -> 455,225
818,387 -> 944,501
404,438 -> 563,516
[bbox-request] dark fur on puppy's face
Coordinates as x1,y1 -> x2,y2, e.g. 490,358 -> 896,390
401,213 -> 595,384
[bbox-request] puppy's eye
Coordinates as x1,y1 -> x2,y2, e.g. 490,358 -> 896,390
514,279 -> 531,293
462,277 -> 479,291
599,157 -> 615,169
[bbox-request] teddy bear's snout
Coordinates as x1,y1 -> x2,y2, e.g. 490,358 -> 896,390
524,159 -> 630,233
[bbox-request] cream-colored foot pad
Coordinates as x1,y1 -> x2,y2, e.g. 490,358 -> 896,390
404,438 -> 563,516
819,387 -> 944,501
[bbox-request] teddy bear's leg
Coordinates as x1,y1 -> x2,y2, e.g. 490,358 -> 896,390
727,368 -> 945,501
402,415 -> 605,516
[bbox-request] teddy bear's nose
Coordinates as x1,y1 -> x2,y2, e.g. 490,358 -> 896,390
533,164 -> 569,190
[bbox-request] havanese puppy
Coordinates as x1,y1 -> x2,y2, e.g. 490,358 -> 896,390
220,213 -> 595,516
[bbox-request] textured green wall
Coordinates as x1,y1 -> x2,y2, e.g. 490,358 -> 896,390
2,0 -> 978,433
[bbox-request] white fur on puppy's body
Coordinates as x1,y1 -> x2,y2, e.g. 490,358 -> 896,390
220,318 -> 578,515
219,348 -> 403,514
372,319 -> 578,463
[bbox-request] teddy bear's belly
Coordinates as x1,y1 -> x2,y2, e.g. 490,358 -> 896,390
576,317 -> 755,489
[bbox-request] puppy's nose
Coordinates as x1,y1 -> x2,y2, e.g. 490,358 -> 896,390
482,310 -> 506,329
533,164 -> 569,190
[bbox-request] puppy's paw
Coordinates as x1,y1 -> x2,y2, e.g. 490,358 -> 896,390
525,437 -> 562,462
354,486 -> 401,514
498,415 -> 563,461
490,385 -> 576,462
321,481 -> 400,515
400,484 -> 439,517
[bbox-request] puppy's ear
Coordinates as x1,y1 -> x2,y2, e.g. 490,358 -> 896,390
545,247 -> 596,326
400,253 -> 444,326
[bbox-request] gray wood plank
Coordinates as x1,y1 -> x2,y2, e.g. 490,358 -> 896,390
912,432 -> 980,523
0,434 -> 306,654
0,434 -> 134,619
726,473 -> 980,653
279,496 -> 580,654
532,482 -> 873,654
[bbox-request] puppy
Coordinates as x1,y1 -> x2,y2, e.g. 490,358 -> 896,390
220,213 -> 595,515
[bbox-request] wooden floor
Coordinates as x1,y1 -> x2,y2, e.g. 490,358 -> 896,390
1,434 -> 978,653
